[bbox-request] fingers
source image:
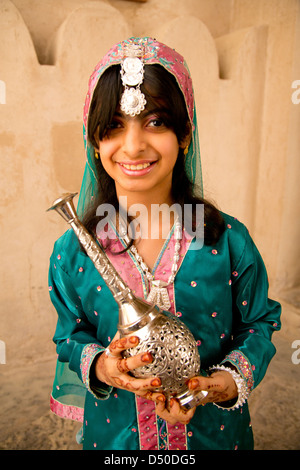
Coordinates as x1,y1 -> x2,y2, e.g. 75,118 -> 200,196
107,348 -> 155,379
137,390 -> 166,403
104,335 -> 163,393
108,335 -> 140,356
187,376 -> 212,392
187,372 -> 237,404
106,335 -> 159,378
103,335 -> 168,398
115,352 -> 153,375
186,376 -> 220,406
155,397 -> 196,425
111,373 -> 163,394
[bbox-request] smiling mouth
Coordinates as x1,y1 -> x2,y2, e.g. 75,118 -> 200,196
119,162 -> 154,170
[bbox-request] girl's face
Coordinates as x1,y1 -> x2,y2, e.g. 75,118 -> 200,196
97,107 -> 185,202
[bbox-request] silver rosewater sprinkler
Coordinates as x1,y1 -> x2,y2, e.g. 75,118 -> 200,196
47,193 -> 207,409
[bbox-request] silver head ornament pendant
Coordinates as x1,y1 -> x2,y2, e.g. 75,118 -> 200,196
120,42 -> 147,117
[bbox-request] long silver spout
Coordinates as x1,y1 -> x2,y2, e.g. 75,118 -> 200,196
47,193 -> 160,329
48,193 -> 127,298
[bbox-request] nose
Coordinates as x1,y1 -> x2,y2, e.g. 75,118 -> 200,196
121,121 -> 146,159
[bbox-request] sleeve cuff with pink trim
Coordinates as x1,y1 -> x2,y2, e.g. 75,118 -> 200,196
221,350 -> 254,396
80,343 -> 113,400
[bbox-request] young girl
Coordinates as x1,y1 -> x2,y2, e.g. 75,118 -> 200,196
48,37 -> 281,450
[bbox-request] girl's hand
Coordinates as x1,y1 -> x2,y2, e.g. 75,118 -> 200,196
155,370 -> 238,425
155,397 -> 196,425
187,369 -> 238,404
94,333 -> 165,404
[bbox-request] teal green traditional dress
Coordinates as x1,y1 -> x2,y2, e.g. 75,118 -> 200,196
48,38 -> 281,450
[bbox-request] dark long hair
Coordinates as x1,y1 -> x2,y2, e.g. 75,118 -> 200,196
83,64 -> 225,246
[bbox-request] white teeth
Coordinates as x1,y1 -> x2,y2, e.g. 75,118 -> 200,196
121,162 -> 151,170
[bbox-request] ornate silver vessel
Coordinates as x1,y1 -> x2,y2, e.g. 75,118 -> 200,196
47,193 -> 207,409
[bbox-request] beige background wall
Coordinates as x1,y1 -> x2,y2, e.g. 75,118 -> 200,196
0,0 -> 299,450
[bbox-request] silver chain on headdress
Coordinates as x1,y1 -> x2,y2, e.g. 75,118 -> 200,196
120,40 -> 147,117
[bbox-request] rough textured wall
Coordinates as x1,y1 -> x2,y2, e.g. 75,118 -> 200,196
0,0 -> 299,365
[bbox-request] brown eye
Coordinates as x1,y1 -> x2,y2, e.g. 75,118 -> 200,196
148,119 -> 164,127
107,120 -> 122,130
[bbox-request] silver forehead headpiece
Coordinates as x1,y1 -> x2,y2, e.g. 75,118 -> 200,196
120,42 -> 147,117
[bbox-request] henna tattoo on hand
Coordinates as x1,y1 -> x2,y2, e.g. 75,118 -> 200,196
112,376 -> 140,392
144,391 -> 154,401
116,358 -> 130,373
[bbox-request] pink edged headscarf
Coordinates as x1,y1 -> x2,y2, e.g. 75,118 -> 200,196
77,37 -> 202,217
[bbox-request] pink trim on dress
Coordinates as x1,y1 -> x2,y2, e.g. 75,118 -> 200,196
153,230 -> 192,450
97,227 -> 193,450
136,396 -> 159,450
50,394 -> 84,423
167,422 -> 188,450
